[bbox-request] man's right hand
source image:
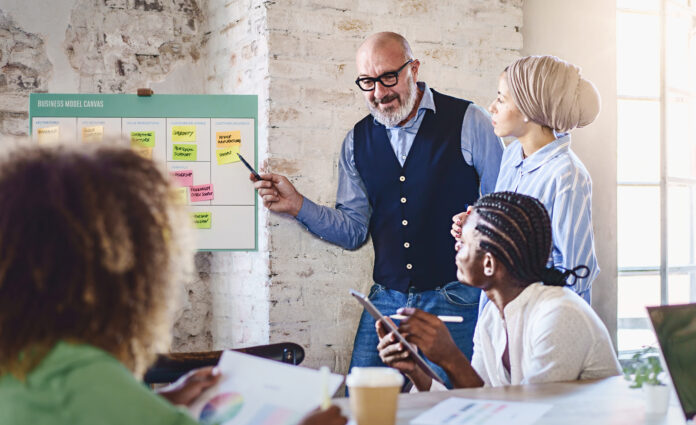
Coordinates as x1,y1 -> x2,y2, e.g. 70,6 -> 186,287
450,206 -> 474,241
251,172 -> 304,216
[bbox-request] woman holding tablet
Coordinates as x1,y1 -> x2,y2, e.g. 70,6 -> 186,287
452,55 -> 601,304
377,192 -> 620,391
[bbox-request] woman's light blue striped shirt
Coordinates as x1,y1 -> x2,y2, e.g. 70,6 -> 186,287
493,133 -> 599,303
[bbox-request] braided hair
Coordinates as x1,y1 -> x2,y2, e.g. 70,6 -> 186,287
472,191 -> 587,287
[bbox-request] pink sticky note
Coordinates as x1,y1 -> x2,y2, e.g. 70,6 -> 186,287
190,183 -> 214,202
171,169 -> 194,187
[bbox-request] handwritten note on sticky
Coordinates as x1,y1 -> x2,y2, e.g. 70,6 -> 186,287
172,125 -> 196,142
171,169 -> 194,187
173,144 -> 197,161
216,130 -> 241,148
192,212 -> 212,229
131,131 -> 155,147
190,184 -> 214,202
174,187 -> 188,205
81,125 -> 103,143
132,146 -> 153,160
216,144 -> 241,165
37,126 -> 60,145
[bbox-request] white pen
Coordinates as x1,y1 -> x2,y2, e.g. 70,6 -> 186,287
389,314 -> 464,323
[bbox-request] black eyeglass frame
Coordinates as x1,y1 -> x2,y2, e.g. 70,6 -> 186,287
354,59 -> 414,91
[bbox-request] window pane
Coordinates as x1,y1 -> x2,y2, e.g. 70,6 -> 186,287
618,186 -> 661,268
666,98 -> 696,179
666,5 -> 693,91
618,274 -> 661,318
617,99 -> 660,182
617,274 -> 660,352
617,12 -> 660,97
668,273 -> 695,304
617,0 -> 659,11
668,184 -> 694,266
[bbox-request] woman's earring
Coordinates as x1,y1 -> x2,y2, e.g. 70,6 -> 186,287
523,116 -> 529,123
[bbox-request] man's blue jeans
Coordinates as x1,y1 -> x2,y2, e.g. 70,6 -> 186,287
348,281 -> 480,389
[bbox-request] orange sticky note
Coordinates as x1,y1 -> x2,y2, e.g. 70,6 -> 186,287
81,125 -> 103,143
216,130 -> 241,148
132,146 -> 153,160
37,126 -> 60,145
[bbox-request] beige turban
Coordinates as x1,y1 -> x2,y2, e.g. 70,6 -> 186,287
506,55 -> 601,133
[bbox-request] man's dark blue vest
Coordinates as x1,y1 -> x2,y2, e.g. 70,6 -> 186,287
353,90 -> 480,293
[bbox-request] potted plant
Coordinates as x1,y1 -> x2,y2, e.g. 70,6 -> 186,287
623,346 -> 670,414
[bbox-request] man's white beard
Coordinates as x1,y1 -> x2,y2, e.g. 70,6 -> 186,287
368,74 -> 418,128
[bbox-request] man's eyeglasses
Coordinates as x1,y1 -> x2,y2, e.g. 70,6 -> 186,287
355,59 -> 414,91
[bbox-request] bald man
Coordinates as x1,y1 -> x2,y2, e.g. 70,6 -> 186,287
253,32 -> 503,387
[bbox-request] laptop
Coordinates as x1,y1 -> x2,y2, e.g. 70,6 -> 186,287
647,303 -> 696,419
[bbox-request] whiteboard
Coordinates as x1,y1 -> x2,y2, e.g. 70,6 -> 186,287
29,94 -> 258,251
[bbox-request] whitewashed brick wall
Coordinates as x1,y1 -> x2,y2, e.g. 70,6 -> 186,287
0,0 -> 523,375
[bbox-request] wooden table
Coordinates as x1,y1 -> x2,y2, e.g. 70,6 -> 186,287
333,377 -> 689,425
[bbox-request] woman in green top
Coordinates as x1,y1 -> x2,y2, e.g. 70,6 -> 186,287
0,144 -> 345,425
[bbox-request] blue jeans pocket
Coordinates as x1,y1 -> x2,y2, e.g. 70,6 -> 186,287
440,281 -> 479,306
367,283 -> 385,301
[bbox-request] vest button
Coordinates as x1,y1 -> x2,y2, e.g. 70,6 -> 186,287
406,263 -> 413,270
402,220 -> 408,226
404,242 -> 410,248
400,197 -> 407,203
399,176 -> 406,182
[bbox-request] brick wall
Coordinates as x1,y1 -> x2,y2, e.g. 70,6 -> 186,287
0,0 -> 523,374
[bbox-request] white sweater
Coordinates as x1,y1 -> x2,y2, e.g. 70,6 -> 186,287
426,283 -> 620,391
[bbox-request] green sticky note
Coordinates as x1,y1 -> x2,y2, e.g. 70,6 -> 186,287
173,144 -> 197,160
172,125 -> 196,142
131,131 -> 155,147
192,212 -> 212,229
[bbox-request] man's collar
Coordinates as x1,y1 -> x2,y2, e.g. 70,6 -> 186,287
512,133 -> 572,173
372,81 -> 436,128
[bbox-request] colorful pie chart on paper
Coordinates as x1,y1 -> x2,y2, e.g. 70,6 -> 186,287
199,392 -> 244,425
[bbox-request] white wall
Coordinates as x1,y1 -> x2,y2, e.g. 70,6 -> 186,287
521,0 -> 618,345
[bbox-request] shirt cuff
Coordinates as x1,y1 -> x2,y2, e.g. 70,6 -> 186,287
295,196 -> 319,225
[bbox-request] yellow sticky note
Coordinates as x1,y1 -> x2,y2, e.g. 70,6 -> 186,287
216,144 -> 241,165
216,130 -> 241,148
192,212 -> 212,229
131,131 -> 155,147
173,144 -> 197,161
81,125 -> 103,143
172,125 -> 196,142
132,146 -> 153,160
173,187 -> 188,205
37,126 -> 60,145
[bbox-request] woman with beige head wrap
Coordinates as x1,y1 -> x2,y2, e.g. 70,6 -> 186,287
451,55 -> 601,307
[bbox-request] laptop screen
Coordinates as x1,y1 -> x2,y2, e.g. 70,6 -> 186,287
647,303 -> 696,419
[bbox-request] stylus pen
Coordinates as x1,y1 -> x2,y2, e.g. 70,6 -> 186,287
389,314 -> 463,323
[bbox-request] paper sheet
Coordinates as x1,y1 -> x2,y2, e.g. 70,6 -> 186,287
192,212 -> 212,229
188,350 -> 344,425
216,144 -> 241,165
131,131 -> 155,147
410,397 -> 552,425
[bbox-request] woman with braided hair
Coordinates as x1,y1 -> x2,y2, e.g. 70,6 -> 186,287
377,192 -> 620,391
452,55 -> 601,304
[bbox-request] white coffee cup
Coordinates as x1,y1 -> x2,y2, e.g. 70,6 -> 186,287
346,367 -> 404,425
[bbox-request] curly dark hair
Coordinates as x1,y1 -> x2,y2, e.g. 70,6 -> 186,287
472,191 -> 578,287
0,143 -> 193,378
